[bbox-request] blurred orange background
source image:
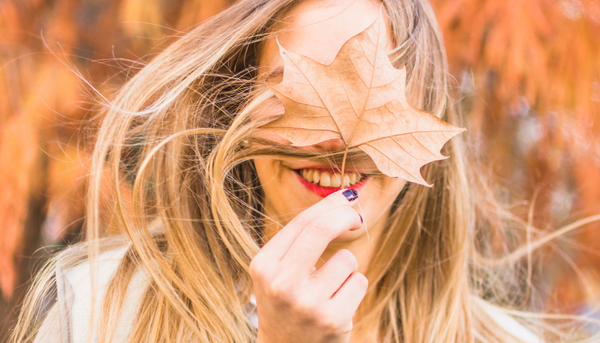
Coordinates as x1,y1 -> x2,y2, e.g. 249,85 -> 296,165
1,0 -> 599,338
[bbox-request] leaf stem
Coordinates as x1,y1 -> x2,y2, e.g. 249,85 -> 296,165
340,145 -> 349,190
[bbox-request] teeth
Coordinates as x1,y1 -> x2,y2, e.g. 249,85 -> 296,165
306,169 -> 314,182
319,172 -> 331,187
343,174 -> 350,187
350,172 -> 358,184
330,173 -> 341,187
298,169 -> 363,188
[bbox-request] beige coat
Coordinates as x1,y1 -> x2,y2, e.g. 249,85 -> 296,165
33,247 -> 541,343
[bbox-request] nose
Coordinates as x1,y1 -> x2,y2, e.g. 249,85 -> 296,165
311,138 -> 346,152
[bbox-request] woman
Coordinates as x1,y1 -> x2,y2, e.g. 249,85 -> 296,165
11,0 -> 583,342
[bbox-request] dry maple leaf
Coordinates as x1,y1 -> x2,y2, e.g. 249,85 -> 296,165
261,13 -> 465,187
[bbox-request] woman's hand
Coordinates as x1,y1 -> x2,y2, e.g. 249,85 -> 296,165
250,190 -> 368,343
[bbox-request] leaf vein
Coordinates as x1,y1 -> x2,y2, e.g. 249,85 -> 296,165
363,143 -> 422,181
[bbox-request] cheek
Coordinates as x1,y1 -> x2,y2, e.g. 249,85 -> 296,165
254,158 -> 308,224
361,178 -> 407,220
381,178 -> 407,202
253,158 -> 282,186
253,158 -> 290,210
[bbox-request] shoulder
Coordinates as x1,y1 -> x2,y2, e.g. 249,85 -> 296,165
58,245 -> 131,293
473,297 -> 544,343
38,245 -> 151,343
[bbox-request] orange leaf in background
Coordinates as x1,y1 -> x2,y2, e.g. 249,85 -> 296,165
0,116 -> 39,301
262,14 -> 465,186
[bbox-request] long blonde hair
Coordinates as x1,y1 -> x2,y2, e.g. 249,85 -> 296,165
11,0 -> 599,342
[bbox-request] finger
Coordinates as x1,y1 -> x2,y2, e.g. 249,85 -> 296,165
259,189 -> 359,260
280,206 -> 362,276
327,272 -> 368,315
310,249 -> 358,299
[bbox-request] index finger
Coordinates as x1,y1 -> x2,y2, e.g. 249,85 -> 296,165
258,189 -> 358,260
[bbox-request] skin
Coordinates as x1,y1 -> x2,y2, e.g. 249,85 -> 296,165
250,1 -> 407,342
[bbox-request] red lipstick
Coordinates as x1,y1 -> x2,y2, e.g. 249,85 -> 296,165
294,170 -> 368,197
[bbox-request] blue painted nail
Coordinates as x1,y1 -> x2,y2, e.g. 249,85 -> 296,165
342,189 -> 358,201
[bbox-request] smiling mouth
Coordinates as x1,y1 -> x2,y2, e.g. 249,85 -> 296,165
294,168 -> 366,188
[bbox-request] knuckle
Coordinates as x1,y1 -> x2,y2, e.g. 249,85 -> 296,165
314,308 -> 352,335
249,256 -> 267,280
291,296 -> 316,316
308,218 -> 331,237
319,317 -> 344,334
354,272 -> 369,290
321,321 -> 340,333
293,212 -> 313,229
266,279 -> 293,302
336,249 -> 358,270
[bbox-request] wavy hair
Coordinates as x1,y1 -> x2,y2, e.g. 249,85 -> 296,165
11,0 -> 600,342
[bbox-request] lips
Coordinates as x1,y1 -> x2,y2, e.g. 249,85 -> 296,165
293,168 -> 368,197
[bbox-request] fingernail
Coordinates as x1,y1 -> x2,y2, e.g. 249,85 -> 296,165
342,189 -> 358,201
358,214 -> 363,224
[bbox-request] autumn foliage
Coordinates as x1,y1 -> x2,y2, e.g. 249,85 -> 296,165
1,0 -> 599,332
432,0 -> 600,309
